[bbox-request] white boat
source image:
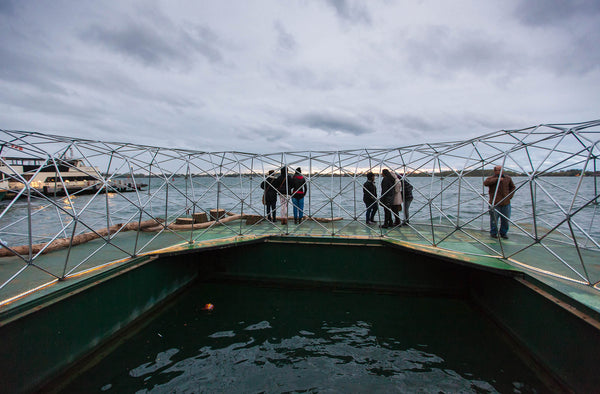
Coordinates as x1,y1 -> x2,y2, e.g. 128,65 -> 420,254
0,156 -> 144,198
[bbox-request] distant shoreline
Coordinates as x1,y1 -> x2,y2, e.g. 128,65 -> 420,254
117,171 -> 598,178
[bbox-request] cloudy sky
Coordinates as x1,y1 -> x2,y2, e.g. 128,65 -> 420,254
0,0 -> 598,153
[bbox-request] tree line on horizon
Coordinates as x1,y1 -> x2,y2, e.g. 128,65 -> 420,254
114,168 -> 598,178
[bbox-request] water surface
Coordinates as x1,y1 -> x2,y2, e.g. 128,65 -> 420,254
63,282 -> 547,393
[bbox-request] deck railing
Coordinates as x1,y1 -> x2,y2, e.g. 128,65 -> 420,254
1,120 -> 599,304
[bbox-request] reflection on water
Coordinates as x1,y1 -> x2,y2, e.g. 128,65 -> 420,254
63,283 -> 547,393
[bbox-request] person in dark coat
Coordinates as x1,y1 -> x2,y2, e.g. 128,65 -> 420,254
362,172 -> 377,224
274,167 -> 293,225
380,169 -> 396,228
291,167 -> 307,224
260,170 -> 278,222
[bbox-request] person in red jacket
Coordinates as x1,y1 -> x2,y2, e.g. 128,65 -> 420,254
291,167 -> 307,224
484,165 -> 516,239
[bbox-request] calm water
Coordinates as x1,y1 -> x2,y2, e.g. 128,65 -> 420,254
62,282 -> 547,393
1,176 -> 598,246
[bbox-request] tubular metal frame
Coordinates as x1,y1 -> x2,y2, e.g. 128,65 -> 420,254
0,120 -> 599,304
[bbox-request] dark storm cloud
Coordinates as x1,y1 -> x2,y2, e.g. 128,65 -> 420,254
274,21 -> 297,52
0,1 -> 598,154
513,0 -> 600,75
551,31 -> 600,74
248,127 -> 289,143
376,114 -> 453,141
324,0 -> 371,24
281,67 -> 345,90
404,26 -> 521,77
394,115 -> 440,133
0,85 -> 109,124
514,0 -> 600,26
294,112 -> 371,136
81,21 -> 222,68
0,0 -> 15,16
0,43 -> 196,112
0,46 -> 68,93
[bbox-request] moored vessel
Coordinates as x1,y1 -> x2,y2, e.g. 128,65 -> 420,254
0,156 -> 145,199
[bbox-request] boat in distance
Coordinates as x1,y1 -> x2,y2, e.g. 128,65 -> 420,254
0,156 -> 146,199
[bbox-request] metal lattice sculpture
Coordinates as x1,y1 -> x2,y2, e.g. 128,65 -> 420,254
1,120 -> 599,305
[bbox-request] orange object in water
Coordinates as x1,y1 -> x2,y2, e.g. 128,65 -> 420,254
202,303 -> 214,311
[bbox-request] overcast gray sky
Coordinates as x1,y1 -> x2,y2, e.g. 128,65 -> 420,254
0,0 -> 598,153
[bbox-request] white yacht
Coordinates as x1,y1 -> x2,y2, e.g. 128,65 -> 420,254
0,156 -> 143,199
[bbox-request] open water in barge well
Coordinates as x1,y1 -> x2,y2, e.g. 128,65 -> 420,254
63,282 -> 548,393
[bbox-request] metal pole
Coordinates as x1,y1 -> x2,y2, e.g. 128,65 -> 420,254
339,152 -> 342,220
239,199 -> 244,235
217,165 -> 221,222
438,157 -> 443,225
353,170 -> 357,221
26,184 -> 32,263
309,152 -> 312,218
530,175 -> 538,241
165,180 -> 169,229
330,199 -> 334,236
105,153 -> 114,240
456,175 -> 461,229
62,221 -> 78,278
594,156 -> 598,205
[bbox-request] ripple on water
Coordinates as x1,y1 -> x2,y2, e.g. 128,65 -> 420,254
126,322 -> 504,393
61,283 -> 548,393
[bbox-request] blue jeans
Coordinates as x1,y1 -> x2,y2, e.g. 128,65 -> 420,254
365,202 -> 377,222
490,204 -> 511,236
292,197 -> 304,220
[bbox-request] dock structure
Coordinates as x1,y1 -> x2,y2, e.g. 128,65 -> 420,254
1,121 -> 600,392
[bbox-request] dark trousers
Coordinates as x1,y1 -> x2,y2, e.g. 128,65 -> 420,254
382,201 -> 394,226
392,205 -> 402,225
403,198 -> 412,223
266,199 -> 277,221
365,202 -> 377,222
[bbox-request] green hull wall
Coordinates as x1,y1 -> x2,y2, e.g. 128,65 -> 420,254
0,254 -> 199,393
471,270 -> 600,392
1,236 -> 599,392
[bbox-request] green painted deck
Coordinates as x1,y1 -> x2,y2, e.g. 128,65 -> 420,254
2,218 -> 600,317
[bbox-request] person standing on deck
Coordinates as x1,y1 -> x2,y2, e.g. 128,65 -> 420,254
380,169 -> 396,228
484,165 -> 516,239
274,167 -> 293,225
391,172 -> 403,226
291,167 -> 307,224
362,172 -> 378,224
260,170 -> 278,222
400,175 -> 413,226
